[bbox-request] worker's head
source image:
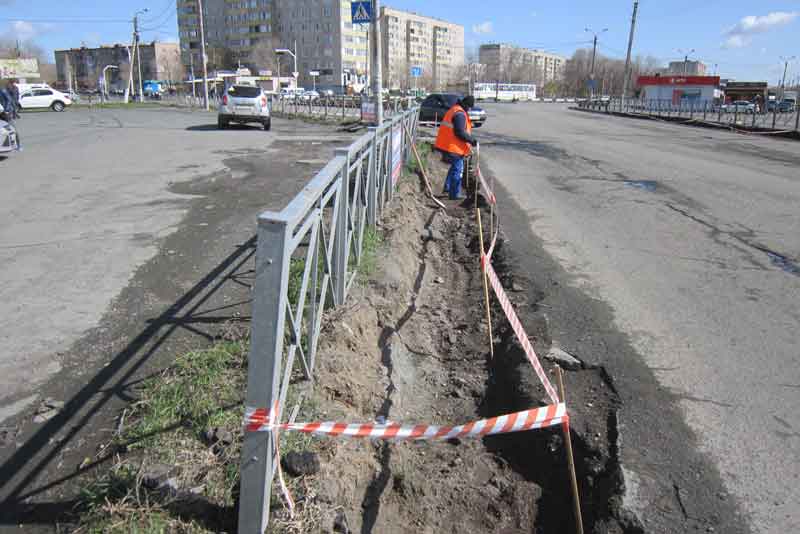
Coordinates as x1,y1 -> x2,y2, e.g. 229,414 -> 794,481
460,95 -> 475,110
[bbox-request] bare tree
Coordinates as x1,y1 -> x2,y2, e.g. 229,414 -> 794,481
162,49 -> 185,84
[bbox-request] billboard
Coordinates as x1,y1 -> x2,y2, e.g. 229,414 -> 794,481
0,58 -> 40,79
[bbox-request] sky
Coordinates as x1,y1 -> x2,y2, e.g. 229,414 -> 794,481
1,0 -> 799,83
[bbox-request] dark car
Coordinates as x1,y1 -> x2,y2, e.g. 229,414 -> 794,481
779,100 -> 796,113
419,93 -> 486,127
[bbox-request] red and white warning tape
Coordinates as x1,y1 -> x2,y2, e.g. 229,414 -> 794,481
246,403 -> 567,440
477,167 -> 497,205
482,258 -> 561,404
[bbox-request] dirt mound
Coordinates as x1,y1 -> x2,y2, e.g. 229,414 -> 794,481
270,148 -> 641,533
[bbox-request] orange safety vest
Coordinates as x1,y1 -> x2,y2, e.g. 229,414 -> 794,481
434,104 -> 473,156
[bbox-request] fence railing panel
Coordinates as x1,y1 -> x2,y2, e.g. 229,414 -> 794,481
237,107 -> 420,533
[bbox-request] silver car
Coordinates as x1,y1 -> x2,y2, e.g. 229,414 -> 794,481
218,84 -> 271,130
0,109 -> 19,155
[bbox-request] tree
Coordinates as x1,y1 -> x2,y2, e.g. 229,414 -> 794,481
0,37 -> 47,62
162,49 -> 185,84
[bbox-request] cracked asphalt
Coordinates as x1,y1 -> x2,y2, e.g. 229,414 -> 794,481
478,103 -> 799,534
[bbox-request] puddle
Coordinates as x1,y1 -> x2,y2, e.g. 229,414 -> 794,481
624,180 -> 658,192
765,251 -> 800,276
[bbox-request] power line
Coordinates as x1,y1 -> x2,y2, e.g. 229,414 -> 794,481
142,0 -> 175,24
0,17 -> 130,23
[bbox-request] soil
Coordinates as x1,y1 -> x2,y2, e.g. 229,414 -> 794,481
272,148 -> 640,533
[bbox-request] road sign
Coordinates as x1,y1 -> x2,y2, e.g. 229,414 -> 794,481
351,1 -> 372,24
309,70 -> 320,76
292,71 -> 299,78
411,66 -> 422,77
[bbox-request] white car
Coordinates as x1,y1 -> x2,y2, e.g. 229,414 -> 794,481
19,87 -> 73,112
218,84 -> 271,130
0,114 -> 19,155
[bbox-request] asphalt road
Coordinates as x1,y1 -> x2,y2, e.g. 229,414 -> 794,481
0,107 -> 349,423
479,103 -> 798,534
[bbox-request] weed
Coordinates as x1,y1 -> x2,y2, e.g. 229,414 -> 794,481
357,225 -> 383,281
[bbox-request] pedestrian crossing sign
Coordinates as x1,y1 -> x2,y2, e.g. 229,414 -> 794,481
351,1 -> 372,24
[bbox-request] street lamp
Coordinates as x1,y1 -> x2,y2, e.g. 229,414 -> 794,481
102,65 -> 119,101
677,48 -> 696,74
276,42 -> 297,87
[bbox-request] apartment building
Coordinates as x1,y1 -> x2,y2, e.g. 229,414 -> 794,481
380,6 -> 465,91
666,60 -> 707,76
177,0 -> 369,91
54,42 -> 181,91
479,43 -> 566,85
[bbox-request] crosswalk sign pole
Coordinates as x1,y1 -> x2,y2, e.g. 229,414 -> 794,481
371,0 -> 383,125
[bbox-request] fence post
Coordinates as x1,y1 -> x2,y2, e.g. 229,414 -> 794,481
703,102 -> 707,121
332,148 -> 351,306
342,95 -> 345,120
367,127 -> 379,226
795,104 -> 800,132
718,102 -> 722,123
690,102 -> 694,120
237,215 -> 290,534
772,103 -> 778,130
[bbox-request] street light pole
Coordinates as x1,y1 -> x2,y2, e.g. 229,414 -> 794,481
677,48 -> 696,74
102,65 -> 119,101
197,0 -> 210,111
371,0 -> 384,124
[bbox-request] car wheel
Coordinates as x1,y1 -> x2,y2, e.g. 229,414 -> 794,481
263,120 -> 271,131
51,101 -> 65,112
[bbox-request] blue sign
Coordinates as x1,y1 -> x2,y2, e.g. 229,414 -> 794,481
410,66 -> 422,77
351,1 -> 372,24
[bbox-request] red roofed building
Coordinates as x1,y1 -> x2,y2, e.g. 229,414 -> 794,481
637,75 -> 722,106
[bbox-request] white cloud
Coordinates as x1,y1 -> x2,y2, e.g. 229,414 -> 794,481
5,20 -> 55,41
723,11 -> 799,48
472,21 -> 493,35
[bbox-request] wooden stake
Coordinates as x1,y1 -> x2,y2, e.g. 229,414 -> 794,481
476,207 -> 494,359
402,121 -> 446,210
557,367 -> 585,534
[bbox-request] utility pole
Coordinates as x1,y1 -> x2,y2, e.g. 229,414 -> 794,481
585,27 -> 607,100
124,33 -> 137,103
133,10 -> 147,103
371,0 -> 384,124
197,0 -> 210,111
621,0 -> 639,103
779,56 -> 796,100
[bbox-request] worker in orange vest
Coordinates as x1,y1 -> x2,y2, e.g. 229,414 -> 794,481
434,95 -> 478,200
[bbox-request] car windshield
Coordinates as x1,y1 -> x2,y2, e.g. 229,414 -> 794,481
228,86 -> 261,98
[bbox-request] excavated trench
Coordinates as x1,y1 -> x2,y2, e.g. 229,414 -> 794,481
291,149 -> 643,533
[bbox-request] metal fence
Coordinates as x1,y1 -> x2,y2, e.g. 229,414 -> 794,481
269,95 -> 417,121
579,98 -> 800,133
237,106 -> 420,533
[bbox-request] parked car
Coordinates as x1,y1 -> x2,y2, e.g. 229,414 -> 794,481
419,93 -> 487,127
18,87 -> 73,112
299,90 -> 319,101
218,84 -> 271,130
0,113 -> 19,156
722,100 -> 755,114
779,99 -> 796,113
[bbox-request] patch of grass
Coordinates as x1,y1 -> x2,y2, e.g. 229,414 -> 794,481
123,341 -> 246,450
358,225 -> 383,281
406,140 -> 432,175
74,341 -> 247,533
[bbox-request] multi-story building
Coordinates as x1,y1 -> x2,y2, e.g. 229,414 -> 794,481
666,60 -> 706,76
176,1 -> 462,91
478,43 -> 565,85
380,6 -> 465,91
54,42 -> 181,91
177,0 -> 369,91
